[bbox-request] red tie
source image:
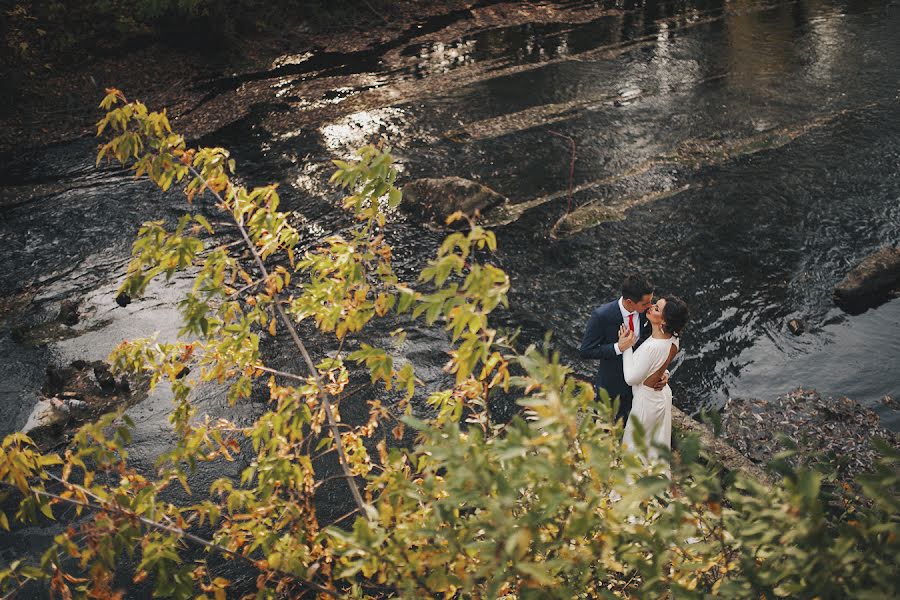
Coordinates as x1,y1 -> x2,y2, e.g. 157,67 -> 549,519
627,313 -> 635,335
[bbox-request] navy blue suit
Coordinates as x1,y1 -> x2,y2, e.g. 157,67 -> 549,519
579,300 -> 651,424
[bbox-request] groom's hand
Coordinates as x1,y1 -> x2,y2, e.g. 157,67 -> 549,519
650,370 -> 669,392
644,368 -> 669,390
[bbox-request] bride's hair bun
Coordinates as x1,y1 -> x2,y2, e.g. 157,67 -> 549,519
662,295 -> 689,336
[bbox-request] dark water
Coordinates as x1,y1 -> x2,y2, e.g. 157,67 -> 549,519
1,0 -> 899,577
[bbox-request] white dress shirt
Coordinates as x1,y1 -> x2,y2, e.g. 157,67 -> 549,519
614,296 -> 640,355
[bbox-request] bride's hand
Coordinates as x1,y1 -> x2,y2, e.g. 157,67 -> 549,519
618,324 -> 636,350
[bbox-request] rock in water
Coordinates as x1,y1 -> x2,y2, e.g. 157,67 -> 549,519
834,246 -> 900,313
57,299 -> 80,326
403,177 -> 507,227
93,363 -> 117,395
788,318 -> 805,335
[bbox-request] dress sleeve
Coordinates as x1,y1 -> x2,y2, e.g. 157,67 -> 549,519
622,342 -> 664,386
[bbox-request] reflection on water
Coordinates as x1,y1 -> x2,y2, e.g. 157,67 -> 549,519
319,107 -> 411,158
730,301 -> 900,431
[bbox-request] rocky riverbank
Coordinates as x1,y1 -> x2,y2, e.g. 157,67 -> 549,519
721,388 -> 899,485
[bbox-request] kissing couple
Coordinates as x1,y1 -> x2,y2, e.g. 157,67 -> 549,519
579,274 -> 690,461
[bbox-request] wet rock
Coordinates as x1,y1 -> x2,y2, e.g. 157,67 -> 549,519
21,399 -> 69,436
93,363 -> 117,395
57,299 -> 80,326
115,291 -> 131,307
43,365 -> 75,397
25,360 -> 144,447
833,246 -> 900,314
788,318 -> 805,335
402,177 -> 507,227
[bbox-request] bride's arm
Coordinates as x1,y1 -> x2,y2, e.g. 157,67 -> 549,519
622,343 -> 661,386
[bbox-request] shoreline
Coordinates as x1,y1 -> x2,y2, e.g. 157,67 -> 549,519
721,388 -> 899,485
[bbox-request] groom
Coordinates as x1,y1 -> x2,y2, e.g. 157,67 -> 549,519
579,274 -> 659,425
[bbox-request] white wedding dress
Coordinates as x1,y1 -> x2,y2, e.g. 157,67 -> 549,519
621,335 -> 679,462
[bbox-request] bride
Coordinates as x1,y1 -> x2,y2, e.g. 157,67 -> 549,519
617,295 -> 690,463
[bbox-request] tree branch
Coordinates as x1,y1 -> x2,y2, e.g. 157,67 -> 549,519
187,165 -> 367,514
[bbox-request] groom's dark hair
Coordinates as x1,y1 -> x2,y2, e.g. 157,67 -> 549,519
621,274 -> 653,302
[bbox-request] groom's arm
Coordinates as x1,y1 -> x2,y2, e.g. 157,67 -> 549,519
579,310 -> 618,359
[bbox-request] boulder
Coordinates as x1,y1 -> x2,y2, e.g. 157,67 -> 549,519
402,177 -> 507,226
833,247 -> 900,313
57,299 -> 80,326
21,399 -> 69,437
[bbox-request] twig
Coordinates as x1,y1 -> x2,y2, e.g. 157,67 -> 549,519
314,473 -> 362,490
228,277 -> 268,300
325,507 -> 361,528
255,364 -> 307,382
360,0 -> 390,24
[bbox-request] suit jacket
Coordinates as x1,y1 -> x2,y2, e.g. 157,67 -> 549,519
579,299 -> 652,422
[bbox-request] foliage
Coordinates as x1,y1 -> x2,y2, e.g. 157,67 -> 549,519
0,89 -> 898,599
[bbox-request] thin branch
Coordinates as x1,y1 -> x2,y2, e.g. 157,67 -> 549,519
255,364 -> 307,382
198,238 -> 243,257
312,447 -> 338,462
228,277 -> 268,300
324,507 -> 361,528
360,0 -> 390,24
187,165 -> 367,514
314,473 -> 362,491
340,383 -> 374,403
